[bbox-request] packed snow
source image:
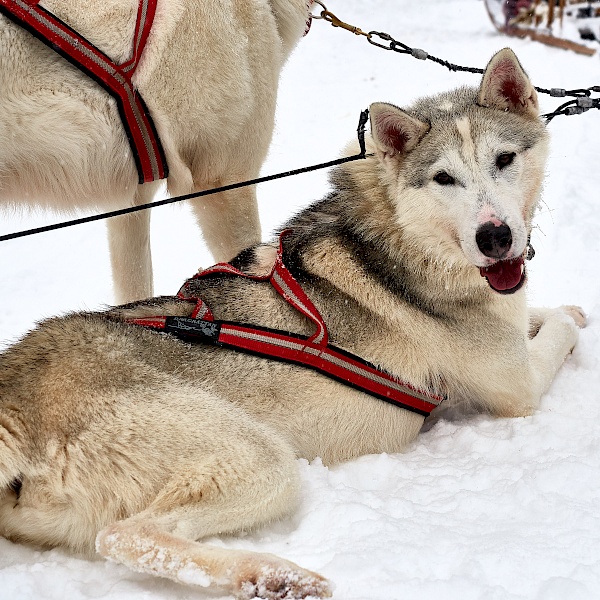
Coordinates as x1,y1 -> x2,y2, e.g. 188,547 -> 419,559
1,0 -> 600,598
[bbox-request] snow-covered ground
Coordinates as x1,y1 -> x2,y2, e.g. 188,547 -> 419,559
1,1 -> 600,598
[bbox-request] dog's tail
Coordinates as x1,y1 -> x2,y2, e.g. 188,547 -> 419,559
0,409 -> 28,490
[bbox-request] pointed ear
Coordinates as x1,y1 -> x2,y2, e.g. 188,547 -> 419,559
478,48 -> 539,117
369,102 -> 430,157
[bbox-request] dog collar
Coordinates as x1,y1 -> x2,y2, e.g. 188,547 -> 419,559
0,0 -> 168,184
127,232 -> 444,417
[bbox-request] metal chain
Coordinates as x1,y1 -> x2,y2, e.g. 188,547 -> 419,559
310,2 -> 600,122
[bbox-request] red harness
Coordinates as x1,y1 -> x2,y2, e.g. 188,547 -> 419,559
127,234 -> 444,417
0,0 -> 168,184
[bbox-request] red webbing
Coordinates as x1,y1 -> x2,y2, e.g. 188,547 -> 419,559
127,232 -> 444,416
0,0 -> 168,183
217,323 -> 440,415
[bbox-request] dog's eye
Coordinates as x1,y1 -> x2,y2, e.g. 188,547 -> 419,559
496,152 -> 516,169
433,172 -> 455,185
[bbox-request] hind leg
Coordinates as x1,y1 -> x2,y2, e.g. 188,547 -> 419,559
107,183 -> 161,303
190,184 -> 261,263
96,430 -> 331,599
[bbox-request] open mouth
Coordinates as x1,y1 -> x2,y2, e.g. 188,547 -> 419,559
479,256 -> 526,294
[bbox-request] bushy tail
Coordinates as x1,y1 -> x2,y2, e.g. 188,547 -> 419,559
0,411 -> 27,489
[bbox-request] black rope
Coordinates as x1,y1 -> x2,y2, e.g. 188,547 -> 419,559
313,3 -> 599,122
0,110 -> 370,243
426,54 -> 484,75
2,1 -> 596,250
365,30 -> 599,122
4,10 -> 599,244
542,87 -> 600,121
369,33 -> 485,75
311,3 -> 599,122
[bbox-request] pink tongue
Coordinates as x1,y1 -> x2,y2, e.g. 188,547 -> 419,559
479,257 -> 524,292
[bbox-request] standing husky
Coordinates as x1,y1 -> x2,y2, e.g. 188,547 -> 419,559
0,49 -> 585,599
0,0 -> 310,303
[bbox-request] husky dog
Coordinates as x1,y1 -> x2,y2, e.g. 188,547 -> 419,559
0,0 -> 310,303
0,49 -> 585,599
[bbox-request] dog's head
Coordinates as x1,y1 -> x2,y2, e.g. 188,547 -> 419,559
369,48 -> 548,294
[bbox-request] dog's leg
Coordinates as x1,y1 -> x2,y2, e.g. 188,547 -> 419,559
107,184 -> 159,304
526,305 -> 585,401
528,306 -> 586,338
96,430 -> 331,599
190,184 -> 261,263
482,307 -> 585,418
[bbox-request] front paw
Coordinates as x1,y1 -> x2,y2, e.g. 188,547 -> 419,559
560,305 -> 586,329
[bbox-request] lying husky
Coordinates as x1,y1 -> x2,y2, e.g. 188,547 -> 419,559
0,49 -> 585,599
0,0 -> 310,303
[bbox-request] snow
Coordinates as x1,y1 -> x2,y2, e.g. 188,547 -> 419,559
1,0 -> 600,598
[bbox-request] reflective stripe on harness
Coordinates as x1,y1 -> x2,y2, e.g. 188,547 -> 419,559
0,0 -> 168,184
127,232 -> 444,417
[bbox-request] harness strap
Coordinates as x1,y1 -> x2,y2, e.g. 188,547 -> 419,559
128,232 -> 444,417
177,233 -> 328,346
0,0 -> 168,184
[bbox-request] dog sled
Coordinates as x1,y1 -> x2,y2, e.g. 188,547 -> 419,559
484,0 -> 599,55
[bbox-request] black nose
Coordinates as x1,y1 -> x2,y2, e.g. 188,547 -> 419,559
476,222 -> 512,259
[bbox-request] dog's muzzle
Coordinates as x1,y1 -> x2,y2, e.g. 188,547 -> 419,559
476,221 -> 528,294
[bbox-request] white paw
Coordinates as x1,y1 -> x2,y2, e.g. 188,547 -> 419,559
559,305 -> 586,329
545,309 -> 581,354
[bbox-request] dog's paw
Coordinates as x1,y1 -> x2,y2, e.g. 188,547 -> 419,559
560,305 -> 586,328
235,556 -> 332,600
543,308 -> 582,355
